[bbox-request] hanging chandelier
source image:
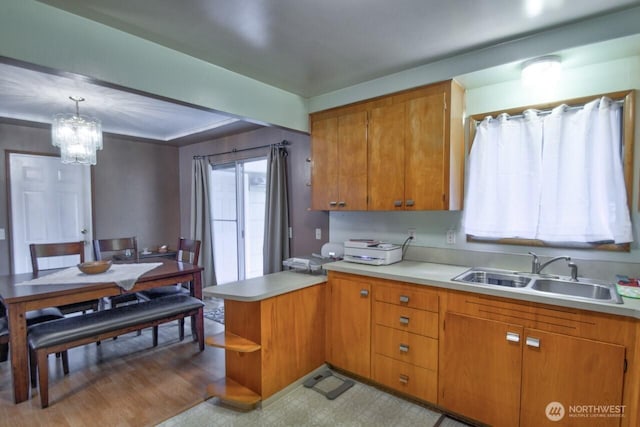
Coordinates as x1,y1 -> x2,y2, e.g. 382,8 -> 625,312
51,96 -> 103,165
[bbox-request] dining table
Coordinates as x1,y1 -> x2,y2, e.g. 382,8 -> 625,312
0,257 -> 204,404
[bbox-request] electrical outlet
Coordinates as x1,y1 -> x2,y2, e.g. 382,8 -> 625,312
446,230 -> 456,244
315,228 -> 322,240
408,228 -> 416,239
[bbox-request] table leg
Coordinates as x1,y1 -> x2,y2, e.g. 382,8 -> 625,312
192,271 -> 204,351
8,302 -> 30,403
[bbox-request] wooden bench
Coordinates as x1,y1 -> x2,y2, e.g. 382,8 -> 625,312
28,294 -> 204,408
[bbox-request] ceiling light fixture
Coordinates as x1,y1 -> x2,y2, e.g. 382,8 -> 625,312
521,55 -> 562,87
51,96 -> 103,165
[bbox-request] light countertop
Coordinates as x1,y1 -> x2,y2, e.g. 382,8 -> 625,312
203,270 -> 327,302
325,260 -> 640,319
203,260 -> 640,319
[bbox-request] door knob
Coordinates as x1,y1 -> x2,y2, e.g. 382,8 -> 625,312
80,228 -> 88,234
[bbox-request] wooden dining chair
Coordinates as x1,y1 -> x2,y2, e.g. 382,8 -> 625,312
29,241 -> 99,315
138,238 -> 201,342
93,237 -> 142,309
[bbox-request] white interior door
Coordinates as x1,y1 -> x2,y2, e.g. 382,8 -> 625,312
9,153 -> 93,274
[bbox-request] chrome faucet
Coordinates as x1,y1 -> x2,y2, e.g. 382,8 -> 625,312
529,251 -> 578,280
537,256 -> 571,275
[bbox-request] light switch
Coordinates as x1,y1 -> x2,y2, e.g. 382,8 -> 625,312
315,228 -> 322,240
0,228 -> 5,240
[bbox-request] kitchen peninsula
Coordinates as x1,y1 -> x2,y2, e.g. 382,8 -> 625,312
203,271 -> 327,406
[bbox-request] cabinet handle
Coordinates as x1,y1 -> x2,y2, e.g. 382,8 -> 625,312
338,201 -> 346,207
399,316 -> 410,325
399,344 -> 410,353
399,295 -> 409,304
329,201 -> 338,207
398,374 -> 409,384
526,337 -> 540,348
360,289 -> 369,297
394,200 -> 403,207
506,332 -> 520,343
405,199 -> 415,207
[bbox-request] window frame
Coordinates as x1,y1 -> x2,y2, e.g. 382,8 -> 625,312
465,89 -> 635,251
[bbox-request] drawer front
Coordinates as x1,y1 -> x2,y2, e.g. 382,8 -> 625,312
375,283 -> 438,312
374,301 -> 439,338
373,325 -> 437,371
372,354 -> 437,404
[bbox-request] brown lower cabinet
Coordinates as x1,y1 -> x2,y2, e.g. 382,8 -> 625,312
326,272 -> 638,427
325,273 -> 372,378
441,312 -> 625,427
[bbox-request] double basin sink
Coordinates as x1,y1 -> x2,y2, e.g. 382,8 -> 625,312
452,267 -> 623,304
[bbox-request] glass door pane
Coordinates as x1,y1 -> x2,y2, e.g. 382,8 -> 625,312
243,159 -> 267,279
211,164 -> 239,284
210,157 -> 267,284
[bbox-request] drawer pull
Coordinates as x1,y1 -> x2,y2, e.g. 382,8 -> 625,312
399,344 -> 410,353
405,199 -> 415,207
399,316 -> 410,325
329,201 -> 338,207
360,289 -> 369,297
399,295 -> 409,304
338,201 -> 346,207
526,337 -> 540,348
506,332 -> 520,343
398,374 -> 409,384
394,200 -> 403,207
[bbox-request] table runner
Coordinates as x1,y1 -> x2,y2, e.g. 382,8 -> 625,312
15,263 -> 163,291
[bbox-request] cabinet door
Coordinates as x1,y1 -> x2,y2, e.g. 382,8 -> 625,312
311,116 -> 339,210
326,275 -> 371,377
368,103 -> 405,210
441,312 -> 522,427
520,329 -> 625,427
337,111 -> 368,210
405,91 -> 446,210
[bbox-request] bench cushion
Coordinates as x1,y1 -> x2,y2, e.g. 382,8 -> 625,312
26,307 -> 65,325
28,294 -> 203,350
0,317 -> 7,338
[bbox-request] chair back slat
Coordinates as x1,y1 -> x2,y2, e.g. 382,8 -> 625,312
29,242 -> 85,273
94,237 -> 138,262
176,238 -> 200,265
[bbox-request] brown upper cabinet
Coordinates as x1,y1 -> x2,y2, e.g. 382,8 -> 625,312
310,111 -> 368,210
310,80 -> 465,211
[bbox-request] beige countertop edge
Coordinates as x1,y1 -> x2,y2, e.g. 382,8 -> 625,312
203,270 -> 327,302
324,260 -> 640,319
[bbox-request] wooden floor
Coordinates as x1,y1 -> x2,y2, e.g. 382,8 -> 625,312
0,316 -> 225,427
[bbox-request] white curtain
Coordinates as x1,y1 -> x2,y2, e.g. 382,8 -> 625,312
463,110 -> 543,238
538,98 -> 632,243
190,158 -> 217,287
263,145 -> 290,274
463,97 -> 632,244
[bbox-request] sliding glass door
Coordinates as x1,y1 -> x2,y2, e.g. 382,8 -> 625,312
210,158 -> 267,284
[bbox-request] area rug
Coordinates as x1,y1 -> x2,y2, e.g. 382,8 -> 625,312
204,306 -> 224,324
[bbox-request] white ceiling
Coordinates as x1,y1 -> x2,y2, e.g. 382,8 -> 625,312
2,0 -> 640,143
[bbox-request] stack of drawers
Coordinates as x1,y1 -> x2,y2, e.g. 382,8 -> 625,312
371,281 -> 439,403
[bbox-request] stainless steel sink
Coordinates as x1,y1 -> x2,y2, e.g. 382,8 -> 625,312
452,267 -> 623,304
452,268 -> 532,288
530,278 -> 622,303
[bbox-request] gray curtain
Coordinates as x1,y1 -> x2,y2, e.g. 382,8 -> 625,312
190,157 -> 216,286
263,145 -> 290,274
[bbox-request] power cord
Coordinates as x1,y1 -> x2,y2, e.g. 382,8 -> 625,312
401,236 -> 414,260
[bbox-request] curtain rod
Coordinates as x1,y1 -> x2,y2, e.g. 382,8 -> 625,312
193,140 -> 289,159
472,98 -> 624,123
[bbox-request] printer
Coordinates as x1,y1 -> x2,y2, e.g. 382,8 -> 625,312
343,240 -> 402,266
